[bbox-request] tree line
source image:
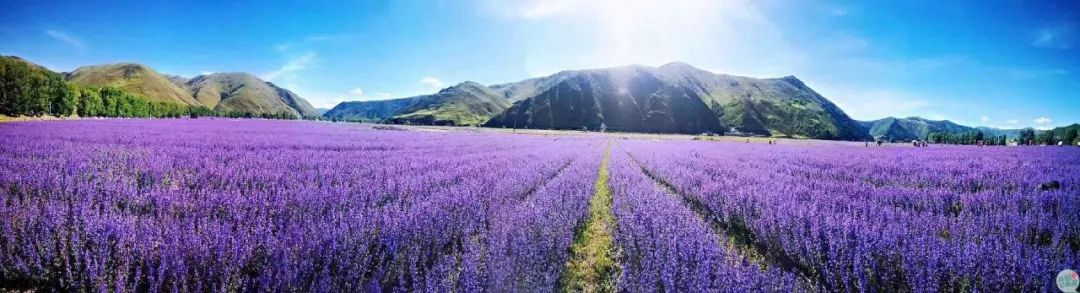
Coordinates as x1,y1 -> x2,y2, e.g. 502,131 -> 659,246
928,128 -> 1079,146
1,57 -> 301,120
926,131 -> 1008,146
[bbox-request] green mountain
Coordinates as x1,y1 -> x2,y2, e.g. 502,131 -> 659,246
389,82 -> 509,126
2,56 -> 207,119
182,73 -> 320,118
489,71 -> 577,102
484,65 -> 725,134
324,81 -> 510,126
66,63 -> 200,106
62,60 -> 318,119
2,55 -> 48,71
484,62 -> 870,139
324,98 -> 415,122
860,117 -> 974,141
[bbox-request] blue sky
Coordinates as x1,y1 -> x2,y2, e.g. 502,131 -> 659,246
1,0 -> 1077,128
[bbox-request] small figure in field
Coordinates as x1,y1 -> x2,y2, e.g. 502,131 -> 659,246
877,140 -> 883,147
768,140 -> 772,145
746,139 -> 750,143
912,140 -> 919,147
865,142 -> 869,147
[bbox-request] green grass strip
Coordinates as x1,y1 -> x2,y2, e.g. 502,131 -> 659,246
561,144 -> 619,292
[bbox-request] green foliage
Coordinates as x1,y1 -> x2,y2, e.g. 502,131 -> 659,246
928,131 -> 1008,145
51,84 -> 78,116
0,56 -> 63,116
1018,129 -> 1037,145
77,87 -> 102,117
1064,128 -> 1078,146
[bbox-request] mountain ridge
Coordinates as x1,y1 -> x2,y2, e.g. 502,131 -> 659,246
66,63 -> 201,106
859,116 -> 1036,141
483,62 -> 871,139
61,60 -> 318,118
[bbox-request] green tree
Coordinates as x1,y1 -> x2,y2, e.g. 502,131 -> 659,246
78,87 -> 103,117
1018,129 -> 1036,145
1065,128 -> 1079,146
0,58 -> 32,116
100,87 -> 122,117
50,83 -> 78,117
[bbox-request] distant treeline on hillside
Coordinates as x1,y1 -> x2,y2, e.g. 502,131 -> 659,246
0,57 -> 303,120
928,127 -> 1079,146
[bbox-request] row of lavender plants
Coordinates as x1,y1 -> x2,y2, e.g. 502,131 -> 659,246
623,140 -> 1080,291
0,119 -> 602,291
605,146 -> 806,291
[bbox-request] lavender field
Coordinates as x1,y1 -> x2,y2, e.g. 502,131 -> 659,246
1,119 -> 1078,292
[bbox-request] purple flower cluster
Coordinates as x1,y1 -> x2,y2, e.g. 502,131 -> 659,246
0,119 -> 601,291
621,140 -> 1080,291
606,147 -> 803,292
1,119 -> 1075,291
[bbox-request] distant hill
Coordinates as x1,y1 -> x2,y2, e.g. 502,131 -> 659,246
859,116 -> 1035,141
389,82 -> 510,126
66,63 -> 200,105
324,82 -> 510,126
860,117 -> 975,141
324,98 -> 415,122
484,62 -> 870,139
2,55 -> 48,71
164,74 -> 189,85
57,60 -> 319,119
485,65 -> 725,134
489,71 -> 577,102
183,73 -> 320,118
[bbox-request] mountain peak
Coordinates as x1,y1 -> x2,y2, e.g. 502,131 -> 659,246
777,75 -> 807,88
658,61 -> 704,73
455,81 -> 485,88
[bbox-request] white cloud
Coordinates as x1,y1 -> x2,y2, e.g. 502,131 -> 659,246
45,30 -> 85,49
349,88 -> 364,97
420,77 -> 444,89
261,52 -> 316,81
274,44 -> 290,52
199,71 -> 214,75
1006,119 -> 1019,125
1034,117 -> 1053,130
979,116 -> 990,123
1033,30 -> 1056,47
1031,24 -> 1074,49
